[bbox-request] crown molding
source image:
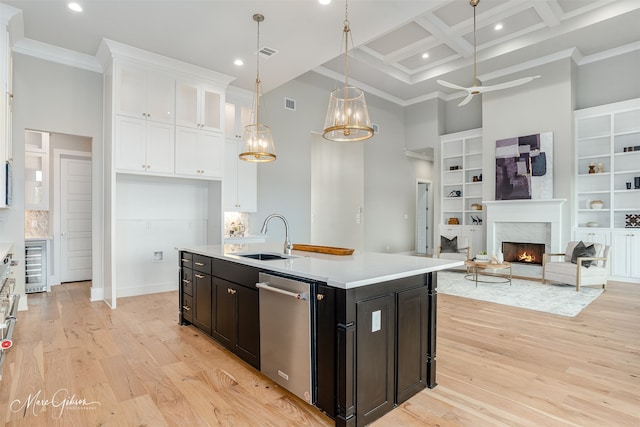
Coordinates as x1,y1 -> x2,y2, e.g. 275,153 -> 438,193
12,38 -> 102,73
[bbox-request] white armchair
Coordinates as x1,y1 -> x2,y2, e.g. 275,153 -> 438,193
542,241 -> 610,291
435,235 -> 470,262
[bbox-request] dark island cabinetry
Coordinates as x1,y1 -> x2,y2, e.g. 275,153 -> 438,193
315,272 -> 437,427
179,251 -> 260,369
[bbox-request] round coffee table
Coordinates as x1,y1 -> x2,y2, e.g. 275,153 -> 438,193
464,260 -> 512,287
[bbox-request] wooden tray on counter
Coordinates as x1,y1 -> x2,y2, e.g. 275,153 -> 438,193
292,244 -> 355,256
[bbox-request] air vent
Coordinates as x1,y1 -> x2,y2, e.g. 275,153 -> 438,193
372,123 -> 379,134
284,97 -> 296,111
258,46 -> 278,57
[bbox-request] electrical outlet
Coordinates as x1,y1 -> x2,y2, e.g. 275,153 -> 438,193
31,220 -> 38,228
153,251 -> 163,262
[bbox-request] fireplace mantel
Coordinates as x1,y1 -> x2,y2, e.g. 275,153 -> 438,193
483,199 -> 566,255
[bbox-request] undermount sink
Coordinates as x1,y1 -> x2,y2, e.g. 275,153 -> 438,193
236,252 -> 295,261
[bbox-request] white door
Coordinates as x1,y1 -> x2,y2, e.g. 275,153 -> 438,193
61,158 -> 92,282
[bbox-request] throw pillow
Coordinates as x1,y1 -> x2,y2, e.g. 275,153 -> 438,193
440,236 -> 458,253
570,241 -> 596,268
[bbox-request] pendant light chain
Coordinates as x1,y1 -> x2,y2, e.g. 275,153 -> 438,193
473,0 -> 478,86
254,14 -> 262,127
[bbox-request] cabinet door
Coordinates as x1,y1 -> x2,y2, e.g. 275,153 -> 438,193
396,287 -> 428,404
574,229 -> 610,246
224,139 -> 257,211
116,65 -> 147,119
356,294 -> 394,425
193,272 -> 212,334
225,102 -> 252,139
213,277 -> 236,348
145,121 -> 174,174
175,81 -> 199,128
224,139 -> 239,210
235,284 -> 260,368
145,72 -> 175,124
201,86 -> 222,131
175,126 -> 199,176
197,131 -> 224,178
115,115 -> 147,171
24,151 -> 49,210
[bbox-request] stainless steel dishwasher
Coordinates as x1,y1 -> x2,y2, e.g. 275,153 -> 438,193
256,272 -> 314,405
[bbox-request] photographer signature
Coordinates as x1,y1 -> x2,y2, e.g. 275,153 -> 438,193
10,388 -> 100,419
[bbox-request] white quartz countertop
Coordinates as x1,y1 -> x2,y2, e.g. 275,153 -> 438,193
179,243 -> 463,289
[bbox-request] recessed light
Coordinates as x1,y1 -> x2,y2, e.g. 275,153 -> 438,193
494,23 -> 503,31
422,53 -> 429,59
68,2 -> 82,12
319,0 -> 331,5
234,59 -> 244,66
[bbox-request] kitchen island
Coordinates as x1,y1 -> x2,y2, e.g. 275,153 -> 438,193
178,243 -> 462,427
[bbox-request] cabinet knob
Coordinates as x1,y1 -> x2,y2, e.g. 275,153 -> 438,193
228,288 -> 237,295
317,294 -> 325,301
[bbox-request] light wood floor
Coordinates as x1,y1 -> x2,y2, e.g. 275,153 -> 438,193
1,279 -> 638,426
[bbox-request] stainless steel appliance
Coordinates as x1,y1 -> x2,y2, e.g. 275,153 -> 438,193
256,272 -> 314,405
0,252 -> 19,380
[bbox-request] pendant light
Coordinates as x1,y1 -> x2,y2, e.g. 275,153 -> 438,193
240,13 -> 276,162
322,0 -> 374,142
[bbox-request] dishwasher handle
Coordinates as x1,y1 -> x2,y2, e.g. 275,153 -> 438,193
256,282 -> 308,301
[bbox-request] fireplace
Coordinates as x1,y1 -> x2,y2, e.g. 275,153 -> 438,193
502,242 -> 545,265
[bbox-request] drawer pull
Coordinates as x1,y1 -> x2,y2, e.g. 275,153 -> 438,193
228,288 -> 237,295
195,274 -> 205,279
182,305 -> 191,311
182,279 -> 191,284
181,258 -> 189,262
195,262 -> 205,266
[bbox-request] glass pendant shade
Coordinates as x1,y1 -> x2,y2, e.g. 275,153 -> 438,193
240,13 -> 276,162
240,122 -> 276,162
322,0 -> 374,142
323,86 -> 373,142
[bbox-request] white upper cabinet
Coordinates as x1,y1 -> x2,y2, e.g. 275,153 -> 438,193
176,81 -> 223,132
175,126 -> 224,179
225,101 -> 252,140
224,139 -> 257,212
115,116 -> 174,174
115,64 -> 175,124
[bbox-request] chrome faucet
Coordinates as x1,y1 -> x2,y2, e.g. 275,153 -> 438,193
260,214 -> 293,255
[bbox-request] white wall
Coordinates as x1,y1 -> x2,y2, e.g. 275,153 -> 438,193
115,174 -> 210,297
1,54 -> 103,309
482,59 -> 574,246
253,71 -> 434,253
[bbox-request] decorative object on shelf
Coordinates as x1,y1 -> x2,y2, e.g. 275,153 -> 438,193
627,182 -> 632,189
623,146 -> 640,152
495,132 -> 553,200
448,190 -> 462,197
448,217 -> 460,225
322,0 -> 373,142
625,214 -> 640,228
470,203 -> 482,210
597,163 -> 604,173
590,200 -> 604,209
436,0 -> 539,106
588,162 -> 595,174
449,165 -> 461,171
471,215 -> 482,225
586,221 -> 599,227
479,173 -> 482,181
635,176 -> 640,189
472,175 -> 479,182
240,13 -> 277,162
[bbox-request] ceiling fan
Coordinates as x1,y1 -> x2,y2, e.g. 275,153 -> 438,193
437,0 -> 540,106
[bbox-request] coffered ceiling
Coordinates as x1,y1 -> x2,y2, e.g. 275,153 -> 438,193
3,0 -> 639,106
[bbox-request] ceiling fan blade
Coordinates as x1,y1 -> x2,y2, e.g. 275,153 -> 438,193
458,93 -> 475,106
437,79 -> 469,91
480,75 -> 541,93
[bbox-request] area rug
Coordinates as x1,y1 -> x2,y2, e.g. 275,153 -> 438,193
436,271 -> 604,317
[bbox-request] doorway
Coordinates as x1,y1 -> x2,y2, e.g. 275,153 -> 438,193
416,181 -> 433,255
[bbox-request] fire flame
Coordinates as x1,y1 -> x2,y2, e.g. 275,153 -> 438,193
518,251 -> 536,263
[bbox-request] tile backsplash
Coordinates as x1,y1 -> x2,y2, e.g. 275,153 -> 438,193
25,210 -> 50,238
